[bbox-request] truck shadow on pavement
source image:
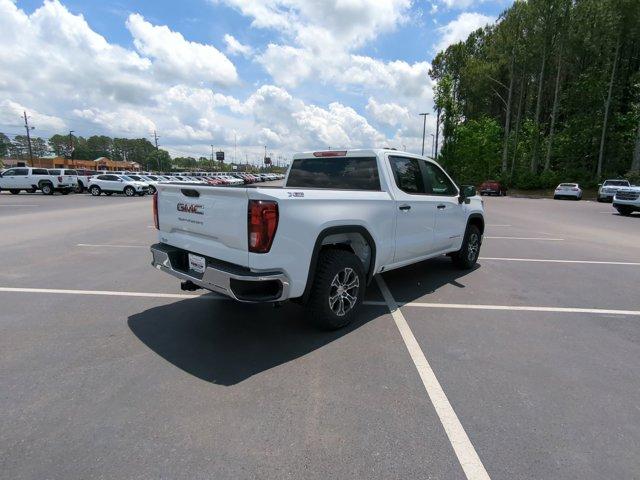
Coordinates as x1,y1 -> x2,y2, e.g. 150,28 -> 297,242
127,298 -> 385,386
380,256 -> 479,303
128,256 -> 474,386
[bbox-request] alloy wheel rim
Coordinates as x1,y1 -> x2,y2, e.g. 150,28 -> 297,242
328,267 -> 360,317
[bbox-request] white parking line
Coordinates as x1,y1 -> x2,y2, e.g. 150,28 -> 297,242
484,236 -> 564,241
77,243 -> 147,248
397,301 -> 640,316
0,204 -> 41,207
479,257 -> 640,266
486,224 -> 511,227
375,276 -> 491,480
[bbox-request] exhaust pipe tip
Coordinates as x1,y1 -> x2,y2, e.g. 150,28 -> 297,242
181,280 -> 201,292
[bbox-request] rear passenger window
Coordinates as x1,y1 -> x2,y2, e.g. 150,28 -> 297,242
49,170 -> 61,175
65,170 -> 78,175
286,157 -> 380,190
33,169 -> 49,175
14,168 -> 28,175
389,157 -> 425,194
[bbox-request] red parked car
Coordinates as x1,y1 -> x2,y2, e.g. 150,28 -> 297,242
479,180 -> 507,196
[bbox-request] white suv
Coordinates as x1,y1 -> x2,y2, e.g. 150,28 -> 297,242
88,174 -> 150,197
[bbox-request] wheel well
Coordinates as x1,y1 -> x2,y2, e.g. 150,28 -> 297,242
301,226 -> 376,302
468,215 -> 484,234
319,232 -> 373,275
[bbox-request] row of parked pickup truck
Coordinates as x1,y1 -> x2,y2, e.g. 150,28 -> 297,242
0,167 -> 284,196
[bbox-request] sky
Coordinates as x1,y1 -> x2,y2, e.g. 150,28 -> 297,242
0,0 -> 509,164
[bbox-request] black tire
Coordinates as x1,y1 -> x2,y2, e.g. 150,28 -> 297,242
10,189 -> 20,195
75,182 -> 84,193
90,185 -> 101,196
616,206 -> 633,216
597,196 -> 604,203
451,224 -> 482,269
124,186 -> 135,197
148,185 -> 156,195
553,195 -> 559,200
306,249 -> 365,330
41,183 -> 54,195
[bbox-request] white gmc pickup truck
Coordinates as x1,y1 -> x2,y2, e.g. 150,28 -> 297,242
151,149 -> 485,329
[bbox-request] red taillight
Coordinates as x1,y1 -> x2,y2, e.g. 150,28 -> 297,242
248,200 -> 278,253
152,191 -> 159,229
313,150 -> 347,157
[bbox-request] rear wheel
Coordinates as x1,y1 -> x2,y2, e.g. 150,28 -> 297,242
616,206 -> 633,216
451,224 -> 482,269
10,189 -> 20,195
148,185 -> 156,194
124,186 -> 135,197
306,249 -> 365,330
90,185 -> 101,196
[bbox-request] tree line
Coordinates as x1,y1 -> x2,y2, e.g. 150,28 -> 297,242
430,0 -> 640,188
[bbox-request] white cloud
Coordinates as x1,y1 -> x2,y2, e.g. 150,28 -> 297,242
223,34 -> 253,57
365,98 -> 410,127
0,100 -> 66,131
0,0 -> 430,159
126,13 -> 238,86
216,0 -> 411,50
434,12 -> 494,52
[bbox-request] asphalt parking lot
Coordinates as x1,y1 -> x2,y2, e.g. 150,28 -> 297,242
1,192 -> 639,479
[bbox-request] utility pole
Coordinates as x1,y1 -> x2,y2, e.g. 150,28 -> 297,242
419,113 -> 429,156
430,134 -> 435,157
152,130 -> 160,171
68,130 -> 75,166
23,111 -> 33,163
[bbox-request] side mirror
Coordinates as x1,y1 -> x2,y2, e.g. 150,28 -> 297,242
458,185 -> 476,204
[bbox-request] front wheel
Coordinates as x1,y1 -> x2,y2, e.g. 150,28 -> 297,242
451,224 -> 482,269
616,206 -> 633,216
90,186 -> 101,196
306,250 -> 365,330
124,186 -> 135,197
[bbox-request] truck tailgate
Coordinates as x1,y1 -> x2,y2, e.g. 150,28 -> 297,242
156,184 -> 249,267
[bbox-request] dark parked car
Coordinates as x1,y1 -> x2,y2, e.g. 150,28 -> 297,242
479,180 -> 507,196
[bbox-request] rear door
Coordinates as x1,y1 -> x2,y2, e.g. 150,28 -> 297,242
157,185 -> 250,266
387,156 -> 438,263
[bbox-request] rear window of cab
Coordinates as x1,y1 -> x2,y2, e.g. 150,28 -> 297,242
286,157 -> 381,191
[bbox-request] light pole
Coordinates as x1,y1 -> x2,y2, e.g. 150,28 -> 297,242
419,113 -> 429,156
430,134 -> 435,157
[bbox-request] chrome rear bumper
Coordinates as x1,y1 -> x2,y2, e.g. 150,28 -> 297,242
150,243 -> 290,302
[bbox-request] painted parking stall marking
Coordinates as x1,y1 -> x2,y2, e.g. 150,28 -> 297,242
479,257 -> 640,266
375,276 -> 492,480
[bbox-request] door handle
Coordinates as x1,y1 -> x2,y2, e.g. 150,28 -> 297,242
399,204 -> 411,211
437,204 -> 446,210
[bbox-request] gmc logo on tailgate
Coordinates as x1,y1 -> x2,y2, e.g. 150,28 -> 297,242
177,203 -> 204,215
